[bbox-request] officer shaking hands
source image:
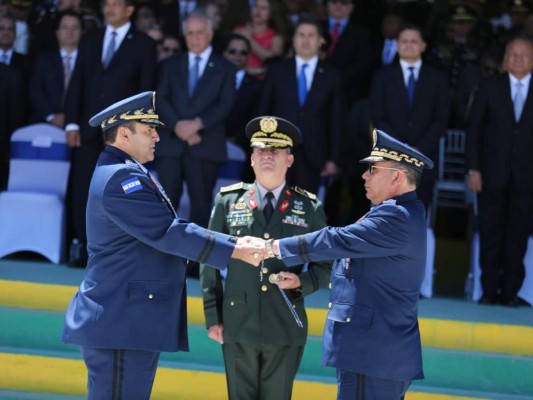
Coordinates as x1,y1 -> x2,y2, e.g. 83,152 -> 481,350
264,130 -> 434,400
200,116 -> 332,400
61,91 -> 264,400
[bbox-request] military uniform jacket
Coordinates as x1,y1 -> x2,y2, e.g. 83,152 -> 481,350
200,182 -> 331,346
278,191 -> 426,380
62,146 -> 236,352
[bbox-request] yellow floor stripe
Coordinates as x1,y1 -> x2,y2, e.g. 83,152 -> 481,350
2,280 -> 533,356
0,353 -> 484,400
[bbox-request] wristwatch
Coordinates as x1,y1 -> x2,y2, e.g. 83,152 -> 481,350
265,239 -> 277,259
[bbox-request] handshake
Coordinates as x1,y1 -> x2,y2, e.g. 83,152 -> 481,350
231,236 -> 279,266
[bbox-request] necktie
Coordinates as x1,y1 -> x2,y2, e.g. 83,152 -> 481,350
103,31 -> 117,69
189,55 -> 201,96
514,81 -> 525,122
407,66 -> 416,106
63,54 -> 72,90
298,63 -> 308,107
263,191 -> 274,223
382,40 -> 395,65
0,51 -> 7,64
328,22 -> 341,56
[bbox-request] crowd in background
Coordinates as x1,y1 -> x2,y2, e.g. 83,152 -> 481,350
0,0 -> 532,293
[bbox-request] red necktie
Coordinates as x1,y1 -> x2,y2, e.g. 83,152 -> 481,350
328,22 -> 341,56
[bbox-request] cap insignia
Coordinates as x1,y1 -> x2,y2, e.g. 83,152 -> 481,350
260,117 -> 278,133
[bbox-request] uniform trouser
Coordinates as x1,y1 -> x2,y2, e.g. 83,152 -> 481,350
81,346 -> 160,400
478,184 -> 532,300
336,369 -> 411,400
68,141 -> 101,243
222,342 -> 304,400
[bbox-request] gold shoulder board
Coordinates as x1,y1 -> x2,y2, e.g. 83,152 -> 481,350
293,186 -> 316,200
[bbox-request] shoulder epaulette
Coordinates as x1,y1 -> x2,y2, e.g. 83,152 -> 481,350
292,185 -> 317,200
220,182 -> 246,193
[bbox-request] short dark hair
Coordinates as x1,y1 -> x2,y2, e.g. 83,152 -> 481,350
55,10 -> 83,31
293,17 -> 323,38
225,33 -> 251,52
104,121 -> 137,144
100,0 -> 136,8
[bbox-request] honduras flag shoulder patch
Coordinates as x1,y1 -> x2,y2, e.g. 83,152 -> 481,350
121,177 -> 143,194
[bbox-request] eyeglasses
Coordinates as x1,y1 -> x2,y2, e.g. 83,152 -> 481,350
227,48 -> 249,56
329,0 -> 352,5
367,165 -> 407,176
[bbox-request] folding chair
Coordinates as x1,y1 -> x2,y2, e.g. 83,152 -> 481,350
0,123 -> 71,263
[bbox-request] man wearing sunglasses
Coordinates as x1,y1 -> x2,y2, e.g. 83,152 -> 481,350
263,129 -> 434,400
223,33 -> 263,180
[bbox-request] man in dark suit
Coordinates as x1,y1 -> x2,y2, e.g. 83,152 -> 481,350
258,19 -> 343,195
222,33 -> 263,180
200,116 -> 331,400
265,130 -> 434,400
321,0 -> 371,104
29,10 -> 82,127
156,10 -> 236,229
0,14 -> 30,78
466,37 -> 533,307
0,64 -> 25,190
62,91 -> 264,399
369,25 -> 449,209
64,0 -> 157,266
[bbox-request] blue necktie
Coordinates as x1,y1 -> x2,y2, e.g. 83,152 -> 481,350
514,81 -> 524,122
407,66 -> 416,106
298,63 -> 308,107
189,55 -> 201,96
103,31 -> 116,69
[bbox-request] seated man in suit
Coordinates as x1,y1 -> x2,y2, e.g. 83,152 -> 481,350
62,91 -> 264,400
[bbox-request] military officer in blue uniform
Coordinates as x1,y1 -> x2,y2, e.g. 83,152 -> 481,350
61,91 -> 264,400
200,116 -> 332,400
264,130 -> 434,400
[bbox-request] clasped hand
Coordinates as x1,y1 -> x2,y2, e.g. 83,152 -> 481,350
231,237 -> 281,266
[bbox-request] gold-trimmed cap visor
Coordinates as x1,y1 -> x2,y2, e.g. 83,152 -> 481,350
89,91 -> 165,132
360,129 -> 434,172
246,116 -> 301,149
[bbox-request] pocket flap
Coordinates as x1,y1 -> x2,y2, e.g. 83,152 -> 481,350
128,281 -> 172,302
328,303 -> 374,328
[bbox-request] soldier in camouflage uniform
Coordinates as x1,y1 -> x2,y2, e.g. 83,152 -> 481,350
200,116 -> 332,400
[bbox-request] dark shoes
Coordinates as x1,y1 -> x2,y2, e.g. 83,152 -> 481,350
479,294 -> 529,307
68,239 -> 88,268
478,295 -> 498,305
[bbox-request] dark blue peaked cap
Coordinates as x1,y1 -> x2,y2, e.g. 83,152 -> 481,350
360,129 -> 434,172
89,91 -> 165,132
246,116 -> 301,149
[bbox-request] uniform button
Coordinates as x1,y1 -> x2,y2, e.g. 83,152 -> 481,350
148,294 -> 154,299
262,267 -> 268,274
236,230 -> 241,235
346,317 -> 351,322
328,302 -> 332,309
328,283 -> 332,290
264,232 -> 270,239
261,285 -> 268,292
230,301 -> 235,306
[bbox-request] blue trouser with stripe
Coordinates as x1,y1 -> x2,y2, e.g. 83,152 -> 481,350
81,346 -> 160,400
336,369 -> 412,400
